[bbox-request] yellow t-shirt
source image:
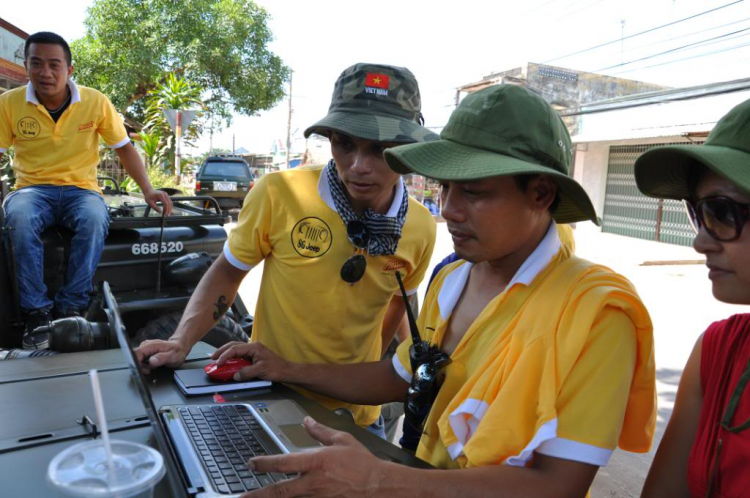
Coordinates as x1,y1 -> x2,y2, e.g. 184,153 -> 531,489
395,230 -> 655,470
227,166 -> 436,426
0,81 -> 128,192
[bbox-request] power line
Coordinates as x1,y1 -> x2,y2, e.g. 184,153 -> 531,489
618,16 -> 750,56
542,0 -> 744,63
561,77 -> 750,117
596,27 -> 750,71
557,0 -> 610,20
611,39 -> 750,75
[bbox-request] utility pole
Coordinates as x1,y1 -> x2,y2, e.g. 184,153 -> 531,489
620,20 -> 626,65
175,110 -> 182,176
286,70 -> 293,170
209,113 -> 214,154
232,134 -> 235,154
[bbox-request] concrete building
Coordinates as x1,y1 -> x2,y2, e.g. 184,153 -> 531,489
570,79 -> 750,246
456,62 -> 669,135
0,18 -> 28,93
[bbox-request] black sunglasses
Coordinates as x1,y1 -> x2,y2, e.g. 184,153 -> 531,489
340,220 -> 370,284
684,196 -> 750,242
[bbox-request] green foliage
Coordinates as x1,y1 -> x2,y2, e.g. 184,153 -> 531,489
139,73 -> 204,173
137,130 -> 167,169
71,0 -> 288,124
122,165 -> 181,193
0,147 -> 15,188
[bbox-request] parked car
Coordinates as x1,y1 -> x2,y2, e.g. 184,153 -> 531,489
195,155 -> 260,210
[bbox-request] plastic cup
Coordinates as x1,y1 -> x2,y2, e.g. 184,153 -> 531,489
47,439 -> 165,498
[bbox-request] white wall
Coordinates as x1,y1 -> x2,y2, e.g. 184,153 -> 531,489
0,29 -> 25,65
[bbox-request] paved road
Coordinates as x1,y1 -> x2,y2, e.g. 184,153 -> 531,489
230,221 -> 750,497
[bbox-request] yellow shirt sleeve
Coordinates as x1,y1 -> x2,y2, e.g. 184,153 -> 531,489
227,173 -> 275,267
0,95 -> 12,149
537,307 -> 637,463
96,93 -> 128,147
401,220 -> 436,294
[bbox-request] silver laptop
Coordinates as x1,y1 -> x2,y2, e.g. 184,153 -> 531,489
105,283 -> 321,497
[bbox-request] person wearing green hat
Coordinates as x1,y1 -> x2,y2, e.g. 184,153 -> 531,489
212,84 -> 656,497
638,99 -> 750,498
134,63 -> 438,437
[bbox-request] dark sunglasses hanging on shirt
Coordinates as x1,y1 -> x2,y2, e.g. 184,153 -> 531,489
341,220 -> 370,284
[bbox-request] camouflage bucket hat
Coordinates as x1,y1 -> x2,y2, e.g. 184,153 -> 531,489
304,63 -> 438,144
635,97 -> 750,200
384,84 -> 599,225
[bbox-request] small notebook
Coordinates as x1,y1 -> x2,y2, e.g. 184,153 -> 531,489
173,367 -> 272,396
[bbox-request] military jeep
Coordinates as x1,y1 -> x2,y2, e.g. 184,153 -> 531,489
0,177 -> 252,352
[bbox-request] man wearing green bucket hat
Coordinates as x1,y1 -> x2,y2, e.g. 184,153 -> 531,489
214,85 -> 657,497
637,99 -> 750,497
135,63 -> 438,437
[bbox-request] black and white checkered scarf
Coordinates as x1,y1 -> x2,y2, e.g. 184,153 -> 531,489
325,160 -> 408,257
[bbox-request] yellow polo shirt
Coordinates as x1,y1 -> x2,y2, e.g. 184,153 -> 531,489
227,166 -> 436,426
0,81 -> 128,192
394,224 -> 656,470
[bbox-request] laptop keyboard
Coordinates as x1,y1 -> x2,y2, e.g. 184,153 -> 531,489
178,404 -> 295,494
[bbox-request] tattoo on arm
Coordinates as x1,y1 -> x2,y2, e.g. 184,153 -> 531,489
213,295 -> 229,321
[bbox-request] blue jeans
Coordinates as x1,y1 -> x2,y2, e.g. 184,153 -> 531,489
3,186 -> 109,313
365,414 -> 387,440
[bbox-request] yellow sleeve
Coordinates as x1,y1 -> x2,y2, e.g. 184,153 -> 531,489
0,95 -> 12,150
96,93 -> 128,147
536,307 -> 637,465
226,174 -> 274,268
402,221 -> 436,295
392,333 -> 414,383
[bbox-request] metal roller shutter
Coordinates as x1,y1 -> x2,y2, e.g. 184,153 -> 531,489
602,143 -> 698,247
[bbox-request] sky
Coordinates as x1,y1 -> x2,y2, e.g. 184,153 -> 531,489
3,0 -> 750,155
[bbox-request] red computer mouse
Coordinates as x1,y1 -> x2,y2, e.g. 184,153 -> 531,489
204,358 -> 251,382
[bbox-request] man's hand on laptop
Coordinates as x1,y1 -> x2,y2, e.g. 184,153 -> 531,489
212,342 -> 291,382
242,417 -> 391,497
134,338 -> 190,374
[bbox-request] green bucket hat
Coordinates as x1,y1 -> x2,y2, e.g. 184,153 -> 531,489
384,84 -> 599,224
304,63 -> 438,144
634,98 -> 750,200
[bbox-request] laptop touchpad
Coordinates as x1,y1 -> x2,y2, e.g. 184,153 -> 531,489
278,424 -> 320,448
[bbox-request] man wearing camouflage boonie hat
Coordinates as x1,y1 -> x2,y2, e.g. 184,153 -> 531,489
210,85 -> 657,497
135,63 -> 438,438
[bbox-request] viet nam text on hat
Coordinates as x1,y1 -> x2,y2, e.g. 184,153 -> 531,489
384,84 -> 598,225
304,63 -> 438,144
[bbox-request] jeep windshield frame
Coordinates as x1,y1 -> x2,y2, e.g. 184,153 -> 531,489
105,194 -> 231,229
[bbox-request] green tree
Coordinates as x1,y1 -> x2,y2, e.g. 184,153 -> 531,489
142,73 -> 204,172
137,130 -> 167,169
71,0 -> 288,124
1,147 -> 15,188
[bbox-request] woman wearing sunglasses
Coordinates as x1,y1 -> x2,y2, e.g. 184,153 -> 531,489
636,98 -> 750,497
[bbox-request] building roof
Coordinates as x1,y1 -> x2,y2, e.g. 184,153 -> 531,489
0,17 -> 29,40
572,87 -> 750,143
0,58 -> 26,85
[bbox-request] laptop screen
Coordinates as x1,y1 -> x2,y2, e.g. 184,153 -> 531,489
104,283 -> 188,498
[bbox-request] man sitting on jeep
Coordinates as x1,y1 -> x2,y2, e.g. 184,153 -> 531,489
0,32 -> 172,349
136,63 -> 438,438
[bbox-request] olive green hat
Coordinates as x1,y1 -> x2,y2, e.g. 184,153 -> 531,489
384,84 -> 598,224
304,63 -> 439,144
635,98 -> 750,199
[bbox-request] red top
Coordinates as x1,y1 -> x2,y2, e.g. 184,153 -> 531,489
688,314 -> 750,497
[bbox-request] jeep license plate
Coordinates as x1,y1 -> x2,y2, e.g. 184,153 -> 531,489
214,181 -> 237,191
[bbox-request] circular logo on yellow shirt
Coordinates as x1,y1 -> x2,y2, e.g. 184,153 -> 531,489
17,117 -> 41,139
292,217 -> 332,258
